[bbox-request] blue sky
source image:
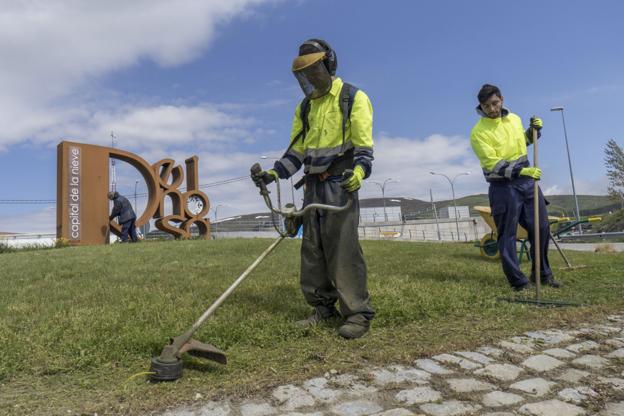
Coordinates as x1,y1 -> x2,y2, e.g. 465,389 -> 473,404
1,0 -> 623,233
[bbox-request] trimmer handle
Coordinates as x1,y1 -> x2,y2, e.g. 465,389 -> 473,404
250,162 -> 262,176
250,162 -> 269,196
342,169 -> 354,182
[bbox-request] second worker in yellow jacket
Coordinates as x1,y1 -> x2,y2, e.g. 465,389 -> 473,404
470,84 -> 560,291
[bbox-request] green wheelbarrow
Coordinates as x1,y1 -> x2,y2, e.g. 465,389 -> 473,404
473,205 -> 601,265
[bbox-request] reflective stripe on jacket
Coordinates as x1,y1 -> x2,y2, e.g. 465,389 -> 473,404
470,107 -> 532,182
274,77 -> 374,179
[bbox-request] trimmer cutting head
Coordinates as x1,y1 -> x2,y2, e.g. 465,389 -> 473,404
149,336 -> 227,382
150,356 -> 184,381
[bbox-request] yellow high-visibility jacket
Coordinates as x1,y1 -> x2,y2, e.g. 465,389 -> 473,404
470,107 -> 536,182
274,77 -> 374,179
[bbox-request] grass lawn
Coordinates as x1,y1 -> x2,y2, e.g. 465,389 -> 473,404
1,239 -> 623,415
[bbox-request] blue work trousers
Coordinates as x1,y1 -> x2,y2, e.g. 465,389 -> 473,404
488,177 -> 553,288
120,218 -> 138,242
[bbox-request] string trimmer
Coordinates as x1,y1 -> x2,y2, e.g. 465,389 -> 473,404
149,165 -> 353,381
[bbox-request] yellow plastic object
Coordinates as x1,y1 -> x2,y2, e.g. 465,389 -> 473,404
474,205 -> 561,239
292,51 -> 326,72
588,216 -> 602,223
473,205 -> 529,240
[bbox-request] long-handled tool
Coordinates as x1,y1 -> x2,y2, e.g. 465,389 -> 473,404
548,215 -> 601,270
549,231 -> 586,270
149,165 -> 353,381
500,119 -> 582,307
533,125 -> 543,302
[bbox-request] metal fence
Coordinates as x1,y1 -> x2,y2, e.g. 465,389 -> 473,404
1,211 -> 491,245
0,233 -> 57,248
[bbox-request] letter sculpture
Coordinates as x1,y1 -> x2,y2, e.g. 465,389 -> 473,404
57,141 -> 211,245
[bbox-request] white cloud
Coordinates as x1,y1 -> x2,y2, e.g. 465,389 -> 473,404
541,176 -> 609,196
46,104 -> 256,149
0,0 -> 276,148
0,0 -> 285,232
362,134 -> 486,200
543,185 -> 563,195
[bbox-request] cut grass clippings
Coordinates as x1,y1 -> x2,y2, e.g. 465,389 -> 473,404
0,239 -> 623,415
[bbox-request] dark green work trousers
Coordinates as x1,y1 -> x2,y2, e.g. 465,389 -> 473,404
300,175 -> 375,325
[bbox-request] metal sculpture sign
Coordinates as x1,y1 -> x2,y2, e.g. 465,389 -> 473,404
57,141 -> 211,245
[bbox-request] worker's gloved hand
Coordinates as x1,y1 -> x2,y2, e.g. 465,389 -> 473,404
252,168 -> 279,186
520,167 -> 542,180
341,165 -> 365,192
530,116 -> 543,131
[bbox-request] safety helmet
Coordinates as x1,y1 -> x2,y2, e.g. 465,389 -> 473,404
292,39 -> 337,99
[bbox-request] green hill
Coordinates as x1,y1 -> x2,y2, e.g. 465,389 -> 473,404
361,194 -> 619,219
452,194 -> 619,217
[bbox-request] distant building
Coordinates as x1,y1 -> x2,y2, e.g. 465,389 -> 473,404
360,206 -> 402,223
438,206 -> 470,219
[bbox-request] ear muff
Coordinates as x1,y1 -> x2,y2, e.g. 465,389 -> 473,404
325,49 -> 337,75
301,39 -> 337,75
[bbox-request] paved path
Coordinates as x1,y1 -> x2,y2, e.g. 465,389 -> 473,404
557,243 -> 624,252
159,315 -> 624,416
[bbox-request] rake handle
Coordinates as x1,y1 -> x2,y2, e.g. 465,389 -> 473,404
532,120 -> 541,301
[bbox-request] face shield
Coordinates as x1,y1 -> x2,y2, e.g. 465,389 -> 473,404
292,52 -> 332,99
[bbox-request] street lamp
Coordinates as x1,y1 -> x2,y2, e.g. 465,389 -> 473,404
134,180 -> 139,212
214,204 -> 226,237
261,155 -> 296,205
430,171 -> 470,239
550,106 -> 582,233
370,178 -> 399,222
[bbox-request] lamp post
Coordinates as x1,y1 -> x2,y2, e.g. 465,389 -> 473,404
371,178 -> 398,222
110,131 -> 117,192
261,155 -> 296,204
134,180 -> 139,212
430,171 -> 470,239
430,188 -> 441,240
214,204 -> 225,238
550,106 -> 582,234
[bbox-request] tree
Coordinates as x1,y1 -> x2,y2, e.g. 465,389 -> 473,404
604,139 -> 624,209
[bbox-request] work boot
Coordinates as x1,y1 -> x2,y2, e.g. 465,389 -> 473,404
338,315 -> 370,339
296,306 -> 338,328
544,278 -> 562,288
512,281 -> 531,292
530,275 -> 562,288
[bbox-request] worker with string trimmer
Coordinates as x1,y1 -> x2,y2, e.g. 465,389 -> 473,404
251,38 -> 375,339
470,84 -> 561,292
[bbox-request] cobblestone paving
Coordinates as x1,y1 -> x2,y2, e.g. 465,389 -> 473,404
159,315 -> 624,416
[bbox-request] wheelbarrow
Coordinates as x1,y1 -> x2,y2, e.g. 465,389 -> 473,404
473,205 -> 601,266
